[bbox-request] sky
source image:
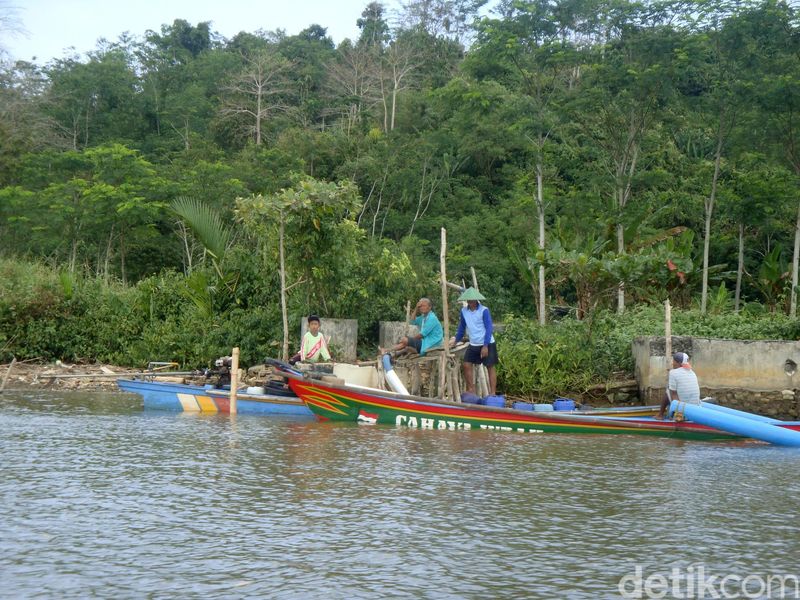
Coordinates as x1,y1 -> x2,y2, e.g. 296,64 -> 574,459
4,0 -> 394,64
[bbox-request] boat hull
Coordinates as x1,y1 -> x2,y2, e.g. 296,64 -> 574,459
286,377 -> 744,441
117,378 -> 313,417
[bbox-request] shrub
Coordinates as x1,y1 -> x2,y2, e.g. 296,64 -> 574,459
497,306 -> 800,398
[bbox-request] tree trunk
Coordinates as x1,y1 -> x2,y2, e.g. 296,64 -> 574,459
279,212 -> 289,361
535,157 -> 546,325
614,139 -> 639,316
390,86 -> 397,132
791,198 -> 800,317
103,226 -> 114,283
84,103 -> 90,147
152,84 -> 161,136
701,142 -> 723,314
69,238 -> 78,274
616,220 -> 625,315
176,221 -> 193,275
380,76 -> 389,132
119,229 -> 127,285
735,222 -> 744,313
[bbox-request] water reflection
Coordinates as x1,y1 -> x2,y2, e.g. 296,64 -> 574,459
1,391 -> 800,598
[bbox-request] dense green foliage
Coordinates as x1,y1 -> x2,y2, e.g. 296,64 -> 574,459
500,306 -> 800,398
2,1 -> 800,393
2,257 -> 796,396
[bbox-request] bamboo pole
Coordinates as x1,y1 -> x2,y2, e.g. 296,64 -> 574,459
439,228 -> 451,400
0,357 -> 16,393
471,267 -> 479,290
230,347 -> 240,414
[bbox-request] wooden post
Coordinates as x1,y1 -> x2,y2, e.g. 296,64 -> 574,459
665,300 -> 672,397
279,212 -> 289,362
439,228 -> 451,400
0,357 -> 16,394
665,300 -> 672,365
476,363 -> 489,398
230,347 -> 240,414
404,300 -> 413,337
470,267 -> 489,394
375,354 -> 386,391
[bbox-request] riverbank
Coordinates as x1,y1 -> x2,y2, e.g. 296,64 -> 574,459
0,360 -> 141,392
0,360 -> 306,394
0,359 -> 642,410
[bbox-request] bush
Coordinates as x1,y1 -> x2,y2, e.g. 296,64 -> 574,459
497,306 -> 800,399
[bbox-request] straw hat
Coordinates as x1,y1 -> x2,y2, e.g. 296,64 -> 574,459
457,287 -> 486,301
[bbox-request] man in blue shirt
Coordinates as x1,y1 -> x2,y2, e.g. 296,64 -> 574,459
451,287 -> 498,396
382,297 -> 444,357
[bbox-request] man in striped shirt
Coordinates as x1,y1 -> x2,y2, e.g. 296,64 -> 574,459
658,351 -> 700,419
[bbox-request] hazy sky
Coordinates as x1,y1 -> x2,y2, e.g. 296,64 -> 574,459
5,0 -> 396,63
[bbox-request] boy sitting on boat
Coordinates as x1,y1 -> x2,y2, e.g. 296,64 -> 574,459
289,315 -> 331,365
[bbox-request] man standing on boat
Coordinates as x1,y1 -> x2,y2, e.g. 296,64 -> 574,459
382,298 -> 444,357
451,287 -> 499,397
658,352 -> 700,419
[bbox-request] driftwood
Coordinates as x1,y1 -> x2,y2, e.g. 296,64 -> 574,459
0,357 -> 16,393
39,371 -> 196,379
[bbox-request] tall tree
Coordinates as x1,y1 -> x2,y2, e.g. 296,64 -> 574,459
569,12 -> 674,314
747,1 -> 800,316
221,49 -> 293,145
357,2 -> 391,48
470,0 -> 579,323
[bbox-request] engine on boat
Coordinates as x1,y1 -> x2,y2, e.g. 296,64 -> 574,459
202,356 -> 233,389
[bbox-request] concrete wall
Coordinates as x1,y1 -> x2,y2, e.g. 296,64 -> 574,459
633,335 -> 800,404
300,317 -> 358,362
379,321 -> 419,349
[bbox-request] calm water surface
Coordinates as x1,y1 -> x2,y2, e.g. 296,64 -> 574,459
2,390 -> 800,599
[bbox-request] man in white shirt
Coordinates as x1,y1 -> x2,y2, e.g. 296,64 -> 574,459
657,352 -> 700,419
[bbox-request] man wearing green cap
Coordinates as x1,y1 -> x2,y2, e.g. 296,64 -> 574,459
451,287 -> 498,396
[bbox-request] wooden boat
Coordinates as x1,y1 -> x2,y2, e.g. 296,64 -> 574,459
271,362 -> 800,442
117,378 -> 312,417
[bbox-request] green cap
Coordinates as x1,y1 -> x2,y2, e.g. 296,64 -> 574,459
457,286 -> 486,301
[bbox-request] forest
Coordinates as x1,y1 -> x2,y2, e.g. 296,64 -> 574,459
1,0 -> 800,397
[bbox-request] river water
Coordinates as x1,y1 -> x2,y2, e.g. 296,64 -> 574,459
2,390 -> 800,599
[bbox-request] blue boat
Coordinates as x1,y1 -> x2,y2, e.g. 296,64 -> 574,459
117,378 -> 313,417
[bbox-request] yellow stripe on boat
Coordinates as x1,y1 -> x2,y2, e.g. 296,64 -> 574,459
177,393 -> 201,411
195,395 -> 218,412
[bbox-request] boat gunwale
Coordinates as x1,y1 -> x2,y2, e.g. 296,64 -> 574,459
116,377 -> 305,406
281,371 -> 728,434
